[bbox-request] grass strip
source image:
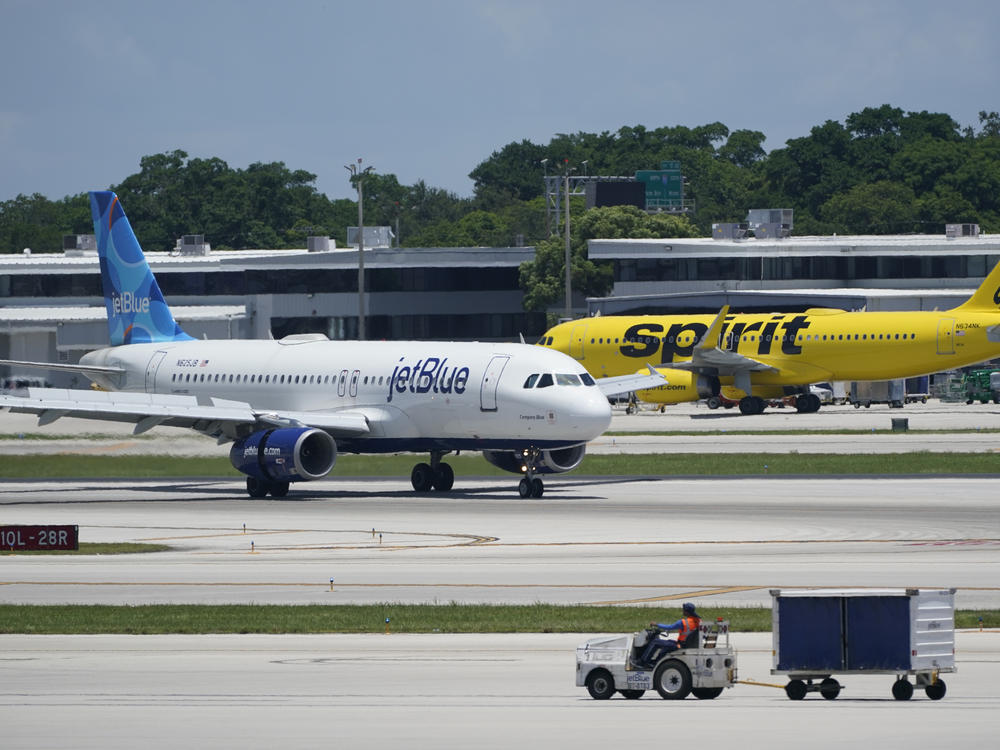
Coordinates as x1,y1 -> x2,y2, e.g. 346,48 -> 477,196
2,543 -> 169,556
2,452 -> 1000,479
1,604 -> 995,634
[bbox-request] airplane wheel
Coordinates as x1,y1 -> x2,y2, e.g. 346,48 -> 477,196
411,463 -> 434,492
432,462 -> 454,492
518,478 -> 532,498
531,478 -> 544,498
620,689 -> 645,699
246,477 -> 268,499
269,481 -> 290,498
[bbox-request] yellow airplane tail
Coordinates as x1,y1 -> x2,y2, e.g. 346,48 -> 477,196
952,261 -> 1000,313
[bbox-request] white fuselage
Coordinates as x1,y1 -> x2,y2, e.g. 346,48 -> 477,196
81,338 -> 612,451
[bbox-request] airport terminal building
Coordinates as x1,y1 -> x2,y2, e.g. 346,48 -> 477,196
2,228 -> 999,387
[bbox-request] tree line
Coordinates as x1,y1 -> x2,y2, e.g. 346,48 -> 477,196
2,105 -> 998,310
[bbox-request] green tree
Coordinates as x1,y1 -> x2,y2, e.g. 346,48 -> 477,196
819,181 -> 918,233
519,205 -> 698,312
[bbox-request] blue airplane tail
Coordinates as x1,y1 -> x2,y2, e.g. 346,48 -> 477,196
89,191 -> 193,346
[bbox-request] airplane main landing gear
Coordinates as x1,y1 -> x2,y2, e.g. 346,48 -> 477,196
411,451 -> 455,492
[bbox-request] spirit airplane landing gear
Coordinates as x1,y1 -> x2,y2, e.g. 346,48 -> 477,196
411,450 -> 454,492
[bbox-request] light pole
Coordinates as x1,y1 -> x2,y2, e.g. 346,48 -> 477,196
540,158 -> 549,236
563,159 -> 575,320
345,158 -> 374,340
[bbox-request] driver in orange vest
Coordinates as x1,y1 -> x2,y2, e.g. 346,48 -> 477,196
636,602 -> 701,668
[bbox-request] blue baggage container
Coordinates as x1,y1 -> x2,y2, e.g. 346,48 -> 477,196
771,588 -> 955,701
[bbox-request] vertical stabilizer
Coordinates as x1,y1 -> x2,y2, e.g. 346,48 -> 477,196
952,260 -> 1000,313
89,191 -> 193,345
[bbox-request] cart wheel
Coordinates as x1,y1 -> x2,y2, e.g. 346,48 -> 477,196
691,687 -> 724,700
586,669 -> 615,700
653,659 -> 692,700
924,679 -> 946,700
619,689 -> 645,700
892,678 -> 913,701
820,678 -> 840,700
785,679 -> 807,700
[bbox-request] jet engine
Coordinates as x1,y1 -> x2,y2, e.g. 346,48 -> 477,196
482,444 -> 587,475
230,427 -> 336,483
635,367 -> 719,405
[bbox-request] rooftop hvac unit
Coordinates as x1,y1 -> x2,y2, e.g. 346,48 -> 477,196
747,208 -> 794,231
62,234 -> 97,256
307,236 -> 331,252
347,226 -> 394,248
176,234 -> 210,255
712,223 -> 748,240
945,223 -> 980,239
754,222 -> 791,239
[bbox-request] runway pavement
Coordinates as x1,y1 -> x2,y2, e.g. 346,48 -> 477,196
2,631 -> 997,749
2,475 -> 998,609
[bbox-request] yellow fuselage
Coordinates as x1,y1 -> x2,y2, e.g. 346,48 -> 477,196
542,308 -> 1000,397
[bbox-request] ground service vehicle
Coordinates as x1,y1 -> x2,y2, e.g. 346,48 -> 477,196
576,620 -> 736,700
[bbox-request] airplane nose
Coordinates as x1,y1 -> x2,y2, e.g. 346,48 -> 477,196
570,389 -> 612,437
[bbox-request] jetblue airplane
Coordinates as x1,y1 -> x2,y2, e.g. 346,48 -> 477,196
0,192 -> 661,498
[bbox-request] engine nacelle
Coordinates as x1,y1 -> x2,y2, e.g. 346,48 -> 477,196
636,367 -> 719,404
230,427 -> 336,483
482,444 -> 587,475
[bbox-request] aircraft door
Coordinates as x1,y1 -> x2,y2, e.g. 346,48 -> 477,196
480,355 -> 510,411
569,323 -> 587,360
349,369 -> 360,397
937,318 -> 955,355
338,369 -> 349,397
144,350 -> 168,393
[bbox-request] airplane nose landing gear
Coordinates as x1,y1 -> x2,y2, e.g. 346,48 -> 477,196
517,447 -> 545,498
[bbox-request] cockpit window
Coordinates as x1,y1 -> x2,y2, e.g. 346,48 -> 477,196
536,373 -> 554,388
523,374 -> 539,388
580,373 -> 596,386
556,373 -> 582,386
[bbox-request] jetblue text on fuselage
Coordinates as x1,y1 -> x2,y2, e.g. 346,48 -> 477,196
619,314 -> 812,362
387,356 -> 471,402
111,291 -> 150,316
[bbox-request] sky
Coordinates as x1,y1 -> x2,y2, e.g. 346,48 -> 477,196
1,0 -> 998,203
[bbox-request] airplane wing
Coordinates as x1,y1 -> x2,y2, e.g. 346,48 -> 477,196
669,305 -> 780,377
596,365 -> 667,397
0,387 -> 370,438
0,357 -> 124,377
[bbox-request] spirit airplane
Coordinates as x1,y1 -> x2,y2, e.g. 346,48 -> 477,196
539,265 -> 1000,414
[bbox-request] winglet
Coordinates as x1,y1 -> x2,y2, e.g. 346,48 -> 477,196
695,305 -> 730,350
89,191 -> 193,346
